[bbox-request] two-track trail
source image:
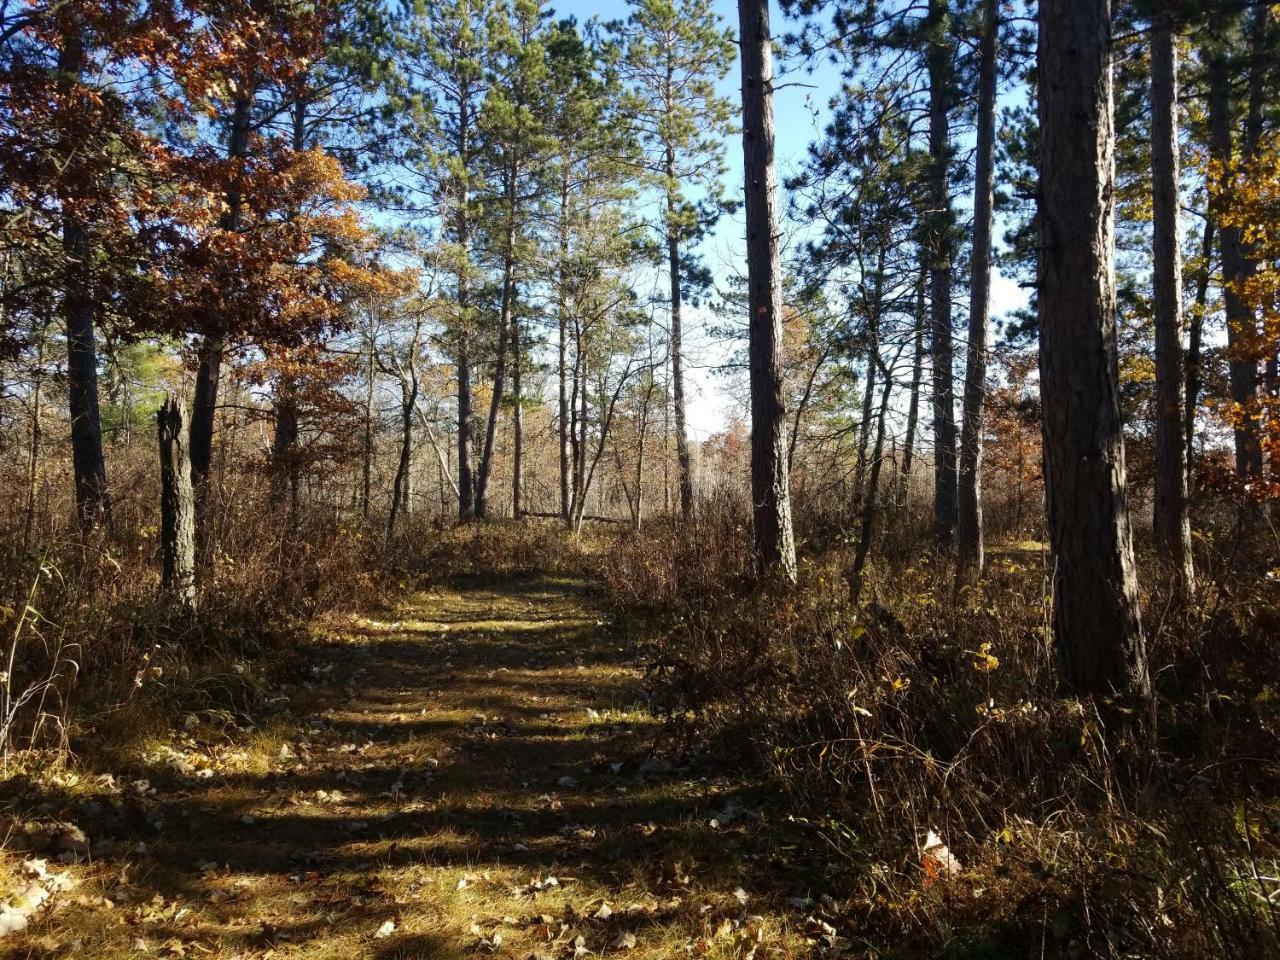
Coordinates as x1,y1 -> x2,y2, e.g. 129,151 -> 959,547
6,576 -> 823,959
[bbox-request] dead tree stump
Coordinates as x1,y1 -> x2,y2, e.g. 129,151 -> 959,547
158,396 -> 196,608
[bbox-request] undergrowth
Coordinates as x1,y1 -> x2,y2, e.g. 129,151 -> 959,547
601,505 -> 1280,959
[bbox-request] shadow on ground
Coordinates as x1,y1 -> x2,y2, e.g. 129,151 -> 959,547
0,576 -> 819,959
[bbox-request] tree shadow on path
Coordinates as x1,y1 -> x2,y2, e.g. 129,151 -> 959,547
0,575 -> 820,959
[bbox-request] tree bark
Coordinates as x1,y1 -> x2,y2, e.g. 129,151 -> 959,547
455,92 -> 476,521
898,257 -> 926,504
512,306 -> 523,519
190,92 -> 251,523
1150,6 -> 1195,594
59,38 -> 110,529
955,0 -> 998,588
558,170 -> 572,523
1207,54 -> 1263,480
475,176 -> 517,520
1037,0 -> 1149,698
388,375 -> 417,538
457,336 -> 474,518
63,216 -> 109,529
926,0 -> 958,549
362,336 -> 375,519
270,379 -> 300,517
854,316 -> 877,498
23,319 -> 48,550
667,146 -> 694,522
158,397 -> 196,609
738,0 -> 797,584
1184,216 -> 1213,479
851,352 -> 894,603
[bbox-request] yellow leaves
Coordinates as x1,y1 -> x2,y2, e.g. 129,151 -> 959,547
969,642 -> 999,673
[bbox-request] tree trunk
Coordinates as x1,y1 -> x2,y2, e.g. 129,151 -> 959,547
854,321 -> 876,495
190,92 -> 251,521
851,353 -> 894,603
512,306 -> 523,519
1245,4 -> 1270,159
558,171 -> 572,523
1150,6 -> 1195,594
738,0 -> 797,584
270,378 -> 299,516
667,150 -> 694,522
898,258 -> 926,504
23,320 -> 48,550
1207,54 -> 1263,480
455,92 -> 476,522
388,377 -> 417,538
158,397 -> 196,609
59,38 -> 110,529
1184,216 -> 1213,479
457,337 -> 475,518
269,98 -> 307,519
362,338 -> 375,519
927,0 -> 958,549
956,0 -> 998,588
1037,0 -> 1149,698
475,180 -> 517,520
63,217 -> 109,529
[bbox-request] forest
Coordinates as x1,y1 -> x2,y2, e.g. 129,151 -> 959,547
1,0 -> 1279,956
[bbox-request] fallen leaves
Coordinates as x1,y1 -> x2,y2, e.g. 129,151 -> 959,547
0,859 -> 76,936
921,829 -> 962,886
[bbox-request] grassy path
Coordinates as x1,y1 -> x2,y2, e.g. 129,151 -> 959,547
4,577 -> 817,959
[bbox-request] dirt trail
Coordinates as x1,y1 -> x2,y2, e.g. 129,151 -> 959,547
6,577 -> 815,959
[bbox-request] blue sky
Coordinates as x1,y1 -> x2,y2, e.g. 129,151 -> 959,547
547,0 -> 849,436
515,0 -> 1028,437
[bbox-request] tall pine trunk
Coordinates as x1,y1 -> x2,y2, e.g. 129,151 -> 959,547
926,0 -> 957,549
956,0 -> 998,588
898,257 -> 926,504
270,97 -> 307,517
455,93 -> 476,521
190,93 -> 251,526
558,170 -> 572,523
59,38 -> 110,528
270,378 -> 299,517
64,217 -> 109,528
852,353 -> 893,602
738,0 -> 797,584
512,307 -> 523,519
1038,0 -> 1149,698
1150,5 -> 1194,593
1207,55 -> 1263,480
666,145 -> 694,522
1184,217 -> 1213,478
23,321 -> 48,550
362,339 -> 375,519
475,171 -> 517,520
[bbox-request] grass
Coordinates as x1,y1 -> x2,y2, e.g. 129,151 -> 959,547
0,574 -> 821,959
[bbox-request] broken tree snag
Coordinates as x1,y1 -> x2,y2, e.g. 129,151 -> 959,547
158,396 -> 196,608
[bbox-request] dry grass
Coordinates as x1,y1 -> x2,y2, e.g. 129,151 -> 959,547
600,505 -> 1280,959
0,575 -> 826,959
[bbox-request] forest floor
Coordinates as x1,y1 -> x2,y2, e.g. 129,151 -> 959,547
1,576 -> 830,959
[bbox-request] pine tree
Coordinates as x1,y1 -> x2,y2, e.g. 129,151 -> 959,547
1038,0 -> 1149,698
617,0 -> 735,522
739,0 -> 796,583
